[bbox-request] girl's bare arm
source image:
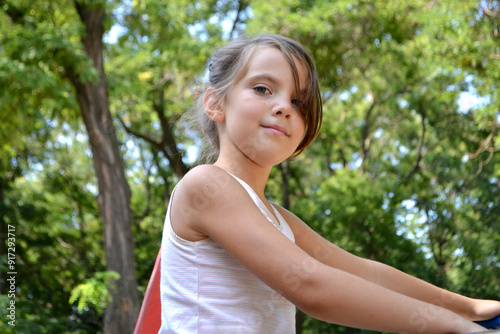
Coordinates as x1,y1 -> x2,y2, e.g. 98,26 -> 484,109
277,205 -> 500,323
172,165 -> 486,333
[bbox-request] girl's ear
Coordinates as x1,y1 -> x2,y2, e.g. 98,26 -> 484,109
203,87 -> 225,122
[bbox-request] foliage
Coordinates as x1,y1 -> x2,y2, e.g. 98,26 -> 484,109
69,271 -> 121,314
0,0 -> 499,333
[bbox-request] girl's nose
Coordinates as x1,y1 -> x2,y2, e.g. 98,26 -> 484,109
272,98 -> 293,118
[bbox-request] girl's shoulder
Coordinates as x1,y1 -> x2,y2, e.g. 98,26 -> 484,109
169,164 -> 236,241
177,164 -> 235,196
172,164 -> 244,218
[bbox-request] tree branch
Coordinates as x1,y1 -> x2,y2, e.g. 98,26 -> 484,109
405,101 -> 426,181
360,86 -> 408,173
360,93 -> 376,173
229,0 -> 248,39
118,116 -> 158,146
154,90 -> 189,177
118,113 -> 188,178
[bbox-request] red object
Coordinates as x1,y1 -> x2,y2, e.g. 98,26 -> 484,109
134,249 -> 162,334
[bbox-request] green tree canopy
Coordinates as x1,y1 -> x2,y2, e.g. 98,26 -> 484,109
1,1 -> 498,333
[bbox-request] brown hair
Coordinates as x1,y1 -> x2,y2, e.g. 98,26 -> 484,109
190,33 -> 322,162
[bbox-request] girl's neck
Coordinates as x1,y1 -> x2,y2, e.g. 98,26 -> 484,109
212,158 -> 282,236
213,158 -> 272,197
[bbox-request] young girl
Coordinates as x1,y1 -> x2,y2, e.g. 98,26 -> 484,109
159,34 -> 499,333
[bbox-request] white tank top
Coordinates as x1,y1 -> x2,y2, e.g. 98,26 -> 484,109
159,172 -> 296,333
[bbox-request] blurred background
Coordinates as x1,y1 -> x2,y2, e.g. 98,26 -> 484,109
0,0 -> 499,333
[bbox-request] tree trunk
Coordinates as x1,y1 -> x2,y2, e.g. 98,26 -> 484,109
279,161 -> 290,209
69,2 -> 140,333
280,162 -> 303,332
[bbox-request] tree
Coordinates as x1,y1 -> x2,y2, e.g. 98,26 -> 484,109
0,1 -> 139,332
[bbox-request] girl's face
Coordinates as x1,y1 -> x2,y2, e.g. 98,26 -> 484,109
216,47 -> 308,168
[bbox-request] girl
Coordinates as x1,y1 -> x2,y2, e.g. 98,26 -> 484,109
159,34 -> 499,333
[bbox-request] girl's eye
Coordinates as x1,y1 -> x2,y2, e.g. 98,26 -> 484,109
293,98 -> 307,115
254,86 -> 269,94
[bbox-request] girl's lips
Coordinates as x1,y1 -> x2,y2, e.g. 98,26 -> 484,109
262,124 -> 288,136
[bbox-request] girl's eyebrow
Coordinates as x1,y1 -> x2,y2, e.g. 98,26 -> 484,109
247,74 -> 280,85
